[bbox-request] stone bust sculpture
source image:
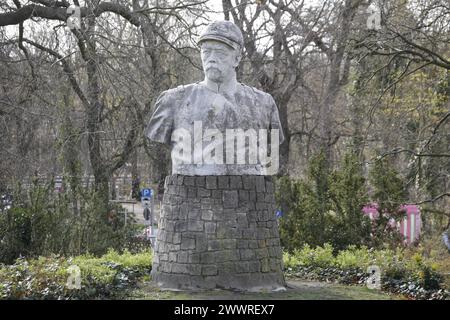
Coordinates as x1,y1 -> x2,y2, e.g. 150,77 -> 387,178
145,20 -> 285,176
146,20 -> 286,292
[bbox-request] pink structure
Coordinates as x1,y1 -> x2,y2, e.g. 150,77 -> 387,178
362,204 -> 421,245
362,204 -> 379,220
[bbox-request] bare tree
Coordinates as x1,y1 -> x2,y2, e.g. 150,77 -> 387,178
0,0 -> 206,212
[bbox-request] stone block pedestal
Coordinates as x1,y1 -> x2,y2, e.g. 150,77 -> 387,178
151,175 -> 286,291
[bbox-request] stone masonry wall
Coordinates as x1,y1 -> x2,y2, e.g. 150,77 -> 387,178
151,175 -> 286,291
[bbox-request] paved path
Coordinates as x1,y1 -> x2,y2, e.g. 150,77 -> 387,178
118,201 -> 161,225
126,279 -> 402,300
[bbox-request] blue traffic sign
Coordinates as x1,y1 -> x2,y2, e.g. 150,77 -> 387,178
275,209 -> 283,218
141,188 -> 153,198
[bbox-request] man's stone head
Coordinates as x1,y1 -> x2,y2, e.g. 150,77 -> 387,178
198,21 -> 243,83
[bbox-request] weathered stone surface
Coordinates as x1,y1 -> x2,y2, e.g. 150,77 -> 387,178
205,222 -> 216,233
198,188 -> 211,197
229,176 -> 243,189
238,190 -> 249,201
255,176 -> 266,193
151,175 -> 285,291
188,220 -> 204,232
180,237 -> 195,250
206,176 -> 217,189
184,176 -> 196,186
242,176 -> 256,190
218,176 -> 229,189
223,190 -> 238,208
211,190 -> 222,198
202,265 -> 218,276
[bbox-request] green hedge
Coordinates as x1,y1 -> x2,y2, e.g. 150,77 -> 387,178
0,181 -> 143,264
283,244 -> 448,300
0,249 -> 152,300
1,245 -> 447,300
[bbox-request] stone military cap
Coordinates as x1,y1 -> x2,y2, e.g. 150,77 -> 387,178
198,20 -> 244,51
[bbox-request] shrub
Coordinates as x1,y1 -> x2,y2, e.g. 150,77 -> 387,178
335,246 -> 370,269
368,159 -> 408,248
0,181 -> 138,264
0,249 -> 152,300
282,243 -> 447,300
276,152 -> 371,252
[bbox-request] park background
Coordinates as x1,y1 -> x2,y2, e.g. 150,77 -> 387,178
0,0 -> 449,299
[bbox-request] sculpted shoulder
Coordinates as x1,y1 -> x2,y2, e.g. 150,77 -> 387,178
158,83 -> 198,102
239,83 -> 274,106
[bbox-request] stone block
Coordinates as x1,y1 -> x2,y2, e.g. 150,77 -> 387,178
159,253 -> 168,262
223,190 -> 238,208
195,234 -> 207,251
237,213 -> 248,227
176,187 -> 187,197
172,175 -> 181,185
202,210 -> 213,221
202,265 -> 218,276
219,262 -> 236,274
216,250 -> 239,262
175,221 -> 187,232
265,193 -> 275,202
188,220 -> 204,232
229,176 -> 243,189
187,187 -> 197,198
255,176 -> 266,192
168,244 -> 181,251
180,237 -> 195,250
177,251 -> 188,263
255,248 -> 269,259
242,228 -> 256,239
172,263 -> 189,274
257,192 -> 266,203
258,239 -> 267,248
247,240 -> 258,249
189,253 -> 200,264
222,239 -> 237,249
208,239 -> 222,250
201,252 -> 215,264
237,239 -> 248,249
248,261 -> 261,273
206,176 -> 217,189
261,258 -> 270,273
270,259 -> 281,272
218,176 -> 229,189
256,202 -> 268,210
211,190 -> 222,199
265,179 -> 274,193
188,210 -> 201,219
198,188 -> 211,197
168,252 -> 177,262
187,264 -> 202,276
196,176 -> 205,187
184,176 -> 195,186
236,262 -> 250,273
242,176 -> 255,190
240,249 -> 256,260
172,233 -> 181,244
238,190 -> 249,201
205,222 -> 216,233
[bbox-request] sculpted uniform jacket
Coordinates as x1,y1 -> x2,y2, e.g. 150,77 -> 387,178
145,82 -> 285,176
